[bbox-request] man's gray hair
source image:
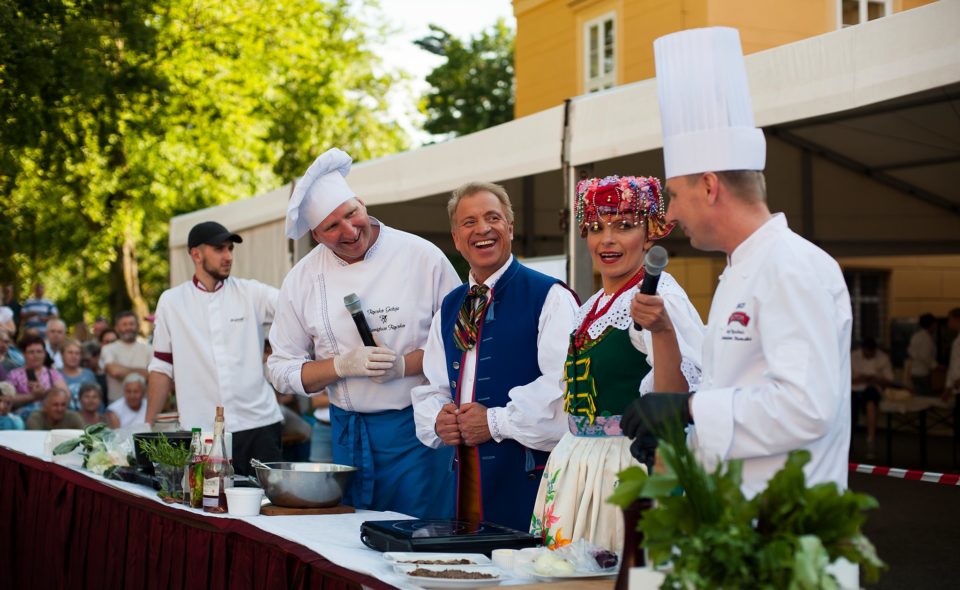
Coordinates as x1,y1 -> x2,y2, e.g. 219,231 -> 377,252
46,317 -> 66,329
447,182 -> 514,227
122,373 -> 147,388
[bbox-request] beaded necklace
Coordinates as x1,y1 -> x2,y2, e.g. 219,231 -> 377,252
572,267 -> 645,350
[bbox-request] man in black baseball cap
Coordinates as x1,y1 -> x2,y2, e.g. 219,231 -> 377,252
187,221 -> 243,250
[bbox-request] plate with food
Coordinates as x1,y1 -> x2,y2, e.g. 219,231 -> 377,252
527,550 -> 618,580
393,563 -> 505,588
383,551 -> 491,566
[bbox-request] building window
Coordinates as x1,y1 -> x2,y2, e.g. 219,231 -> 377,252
584,13 -> 615,93
845,270 -> 888,346
839,0 -> 891,28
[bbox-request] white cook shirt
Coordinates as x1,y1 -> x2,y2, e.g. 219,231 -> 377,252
907,329 -> 937,377
148,277 -> 282,433
690,214 -> 852,498
268,221 -> 461,413
946,335 -> 960,394
412,256 -> 578,451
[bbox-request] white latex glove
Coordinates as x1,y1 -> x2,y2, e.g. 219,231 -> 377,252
370,353 -> 405,384
333,346 -> 396,379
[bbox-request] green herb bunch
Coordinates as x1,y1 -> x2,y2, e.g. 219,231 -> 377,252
609,430 -> 885,589
137,434 -> 193,469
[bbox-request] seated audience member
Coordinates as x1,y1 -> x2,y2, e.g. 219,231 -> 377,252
77,383 -> 108,426
60,338 -> 97,409
100,311 -> 152,403
8,334 -> 67,418
45,318 -> 67,369
0,327 -> 24,372
99,328 -> 118,347
851,338 -> 894,459
0,384 -> 25,430
26,387 -> 84,430
71,321 -> 91,343
105,373 -> 147,428
81,340 -> 108,407
90,316 -> 110,342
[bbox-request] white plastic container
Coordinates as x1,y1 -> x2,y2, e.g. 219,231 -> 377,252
224,487 -> 264,517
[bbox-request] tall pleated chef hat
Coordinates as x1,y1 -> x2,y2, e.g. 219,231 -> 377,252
654,27 -> 765,179
285,148 -> 355,239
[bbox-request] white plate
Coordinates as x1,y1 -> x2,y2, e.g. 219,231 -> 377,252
529,567 -> 618,581
394,563 -> 504,588
383,552 -> 492,566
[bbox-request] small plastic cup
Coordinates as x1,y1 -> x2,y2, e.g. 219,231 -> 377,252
224,487 -> 264,516
491,548 -> 517,571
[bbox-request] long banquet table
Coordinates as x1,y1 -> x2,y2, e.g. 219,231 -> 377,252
0,431 -> 431,590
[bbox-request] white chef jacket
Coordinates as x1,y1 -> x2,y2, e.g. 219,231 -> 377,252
148,277 -> 282,433
268,220 -> 461,413
907,330 -> 937,377
690,214 -> 852,498
946,335 -> 960,394
412,256 -> 578,451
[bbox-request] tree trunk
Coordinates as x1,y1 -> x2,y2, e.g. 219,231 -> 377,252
122,226 -> 149,329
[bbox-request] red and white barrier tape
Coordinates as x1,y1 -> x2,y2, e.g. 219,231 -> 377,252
849,462 -> 960,486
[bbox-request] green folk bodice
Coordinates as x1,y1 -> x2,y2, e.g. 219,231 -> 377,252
563,325 -> 651,434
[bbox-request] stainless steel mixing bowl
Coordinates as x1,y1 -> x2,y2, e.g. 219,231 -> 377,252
251,462 -> 357,508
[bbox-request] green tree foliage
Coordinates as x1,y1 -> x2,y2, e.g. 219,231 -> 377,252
414,18 -> 514,138
1,0 -> 405,323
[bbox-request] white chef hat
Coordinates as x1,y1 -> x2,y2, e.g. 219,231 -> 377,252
285,148 -> 355,239
654,27 -> 765,179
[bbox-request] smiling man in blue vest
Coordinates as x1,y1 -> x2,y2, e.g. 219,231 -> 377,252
412,182 -> 578,531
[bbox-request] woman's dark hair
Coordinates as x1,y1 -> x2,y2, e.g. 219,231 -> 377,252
18,333 -> 45,352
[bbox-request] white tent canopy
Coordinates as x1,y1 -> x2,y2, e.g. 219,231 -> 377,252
169,1 -> 960,290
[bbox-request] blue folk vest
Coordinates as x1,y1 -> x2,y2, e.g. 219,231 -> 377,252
440,258 -> 560,531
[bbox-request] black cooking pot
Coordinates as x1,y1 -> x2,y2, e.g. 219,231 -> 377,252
132,431 -> 194,475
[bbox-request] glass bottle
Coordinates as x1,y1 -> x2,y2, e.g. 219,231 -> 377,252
184,428 -> 204,507
614,497 -> 653,590
202,406 -> 234,513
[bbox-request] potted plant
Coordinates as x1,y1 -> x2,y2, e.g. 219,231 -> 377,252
137,433 -> 193,501
609,436 -> 885,589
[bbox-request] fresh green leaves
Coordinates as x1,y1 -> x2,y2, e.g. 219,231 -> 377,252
136,433 -> 192,469
414,19 -> 514,138
608,443 -> 886,587
52,422 -> 110,457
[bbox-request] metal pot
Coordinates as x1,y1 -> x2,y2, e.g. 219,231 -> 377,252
251,461 -> 357,508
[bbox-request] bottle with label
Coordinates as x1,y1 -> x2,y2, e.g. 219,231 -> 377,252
184,428 -> 204,507
202,406 -> 234,513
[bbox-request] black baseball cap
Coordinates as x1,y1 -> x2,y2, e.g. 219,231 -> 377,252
188,221 -> 243,249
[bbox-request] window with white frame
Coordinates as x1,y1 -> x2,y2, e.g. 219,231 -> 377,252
839,0 -> 891,28
845,270 -> 888,345
584,13 -> 615,93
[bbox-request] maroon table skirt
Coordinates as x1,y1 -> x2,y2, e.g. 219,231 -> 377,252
0,446 -> 396,590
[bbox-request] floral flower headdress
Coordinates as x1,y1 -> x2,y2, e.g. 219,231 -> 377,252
574,175 -> 673,240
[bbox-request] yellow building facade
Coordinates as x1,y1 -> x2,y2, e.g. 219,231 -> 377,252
515,0 -> 947,347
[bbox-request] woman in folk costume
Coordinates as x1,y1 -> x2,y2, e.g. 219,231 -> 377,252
530,175 -> 704,552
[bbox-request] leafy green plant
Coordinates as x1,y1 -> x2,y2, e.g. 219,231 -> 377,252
53,423 -> 110,457
609,438 -> 885,588
136,434 -> 192,469
53,423 -> 128,476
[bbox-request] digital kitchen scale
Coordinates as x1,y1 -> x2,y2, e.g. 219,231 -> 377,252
360,519 -> 541,555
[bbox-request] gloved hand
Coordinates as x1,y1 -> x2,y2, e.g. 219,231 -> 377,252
333,346 -> 396,379
622,393 -> 693,466
621,392 -> 694,440
370,351 -> 405,384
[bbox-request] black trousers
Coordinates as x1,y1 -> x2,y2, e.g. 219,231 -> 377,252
232,421 -> 283,476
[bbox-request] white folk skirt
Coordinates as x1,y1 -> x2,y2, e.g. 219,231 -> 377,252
529,432 -> 643,553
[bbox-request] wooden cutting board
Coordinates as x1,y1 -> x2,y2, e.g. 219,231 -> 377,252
260,503 -> 355,516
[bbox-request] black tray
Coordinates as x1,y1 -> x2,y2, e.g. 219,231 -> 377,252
360,519 -> 540,556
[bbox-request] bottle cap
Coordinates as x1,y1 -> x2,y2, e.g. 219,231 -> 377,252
216,406 -> 224,418
192,427 -> 201,433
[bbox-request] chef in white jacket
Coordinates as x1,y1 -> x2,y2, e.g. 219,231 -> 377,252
623,27 -> 852,498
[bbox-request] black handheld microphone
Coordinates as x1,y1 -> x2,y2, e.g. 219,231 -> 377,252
633,245 -> 669,331
344,293 -> 376,346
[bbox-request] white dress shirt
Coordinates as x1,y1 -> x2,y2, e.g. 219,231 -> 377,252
689,214 -> 853,498
946,335 -> 960,394
907,330 -> 937,377
268,221 -> 461,413
148,277 -> 282,433
412,255 -> 579,451
850,349 -> 894,392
